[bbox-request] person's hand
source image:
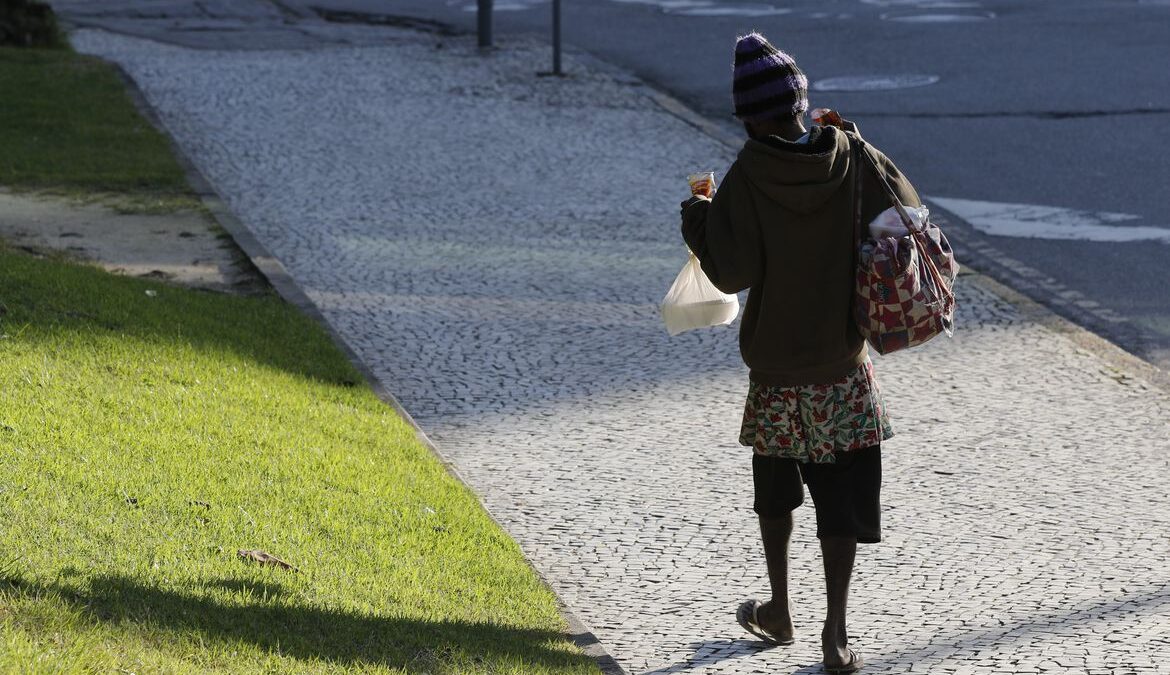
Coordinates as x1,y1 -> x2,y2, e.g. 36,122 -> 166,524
680,194 -> 710,218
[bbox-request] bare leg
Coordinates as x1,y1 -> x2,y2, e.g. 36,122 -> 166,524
820,535 -> 857,666
755,513 -> 795,640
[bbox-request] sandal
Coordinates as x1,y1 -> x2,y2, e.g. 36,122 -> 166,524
735,599 -> 794,646
824,648 -> 865,674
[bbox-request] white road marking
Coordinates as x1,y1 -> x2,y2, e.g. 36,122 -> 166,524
664,4 -> 791,16
813,74 -> 940,91
929,197 -> 1170,243
881,11 -> 994,21
611,0 -> 790,15
862,0 -> 983,6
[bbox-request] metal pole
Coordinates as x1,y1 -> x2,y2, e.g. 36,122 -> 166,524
478,0 -> 493,48
552,0 -> 562,75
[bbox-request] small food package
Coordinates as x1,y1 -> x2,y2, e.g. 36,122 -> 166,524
661,252 -> 739,336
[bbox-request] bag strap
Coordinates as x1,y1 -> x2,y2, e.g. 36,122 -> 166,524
849,133 -> 918,234
848,133 -> 952,301
852,137 -> 864,252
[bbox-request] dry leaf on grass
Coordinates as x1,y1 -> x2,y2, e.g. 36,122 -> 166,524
237,549 -> 299,572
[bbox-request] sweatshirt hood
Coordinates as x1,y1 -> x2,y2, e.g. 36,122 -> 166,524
736,125 -> 852,215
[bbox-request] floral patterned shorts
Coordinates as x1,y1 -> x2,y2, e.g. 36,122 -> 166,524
739,358 -> 893,464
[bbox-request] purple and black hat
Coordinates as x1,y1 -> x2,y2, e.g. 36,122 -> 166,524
732,32 -> 809,123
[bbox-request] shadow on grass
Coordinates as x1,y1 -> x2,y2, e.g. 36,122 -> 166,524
0,246 -> 359,386
2,574 -> 593,670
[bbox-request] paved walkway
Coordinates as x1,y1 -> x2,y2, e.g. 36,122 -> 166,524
73,24 -> 1170,675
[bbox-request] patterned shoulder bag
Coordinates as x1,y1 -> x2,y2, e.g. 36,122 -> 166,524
850,136 -> 958,355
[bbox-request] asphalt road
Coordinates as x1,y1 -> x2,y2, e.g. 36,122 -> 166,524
48,0 -> 1170,368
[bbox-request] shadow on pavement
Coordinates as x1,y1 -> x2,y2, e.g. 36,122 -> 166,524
642,638 -> 807,674
864,581 -> 1170,671
642,582 -> 1170,674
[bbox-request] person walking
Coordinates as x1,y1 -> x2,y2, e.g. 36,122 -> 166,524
678,32 -> 922,674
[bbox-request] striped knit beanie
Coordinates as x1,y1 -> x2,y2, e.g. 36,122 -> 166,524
732,32 -> 809,123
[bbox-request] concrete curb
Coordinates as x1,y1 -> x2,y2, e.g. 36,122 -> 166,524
962,272 -> 1170,395
100,47 -> 628,675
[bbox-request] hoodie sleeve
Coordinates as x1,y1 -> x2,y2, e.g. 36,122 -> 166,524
680,163 -> 762,295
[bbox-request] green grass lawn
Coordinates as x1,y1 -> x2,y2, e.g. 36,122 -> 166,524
0,247 -> 598,673
0,46 -> 200,212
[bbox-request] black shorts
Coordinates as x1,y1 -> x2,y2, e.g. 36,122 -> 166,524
752,445 -> 882,544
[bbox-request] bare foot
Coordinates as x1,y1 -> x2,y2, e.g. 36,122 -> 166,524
756,599 -> 794,643
822,623 -> 850,667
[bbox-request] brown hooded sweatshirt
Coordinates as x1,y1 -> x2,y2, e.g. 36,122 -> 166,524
681,126 -> 920,386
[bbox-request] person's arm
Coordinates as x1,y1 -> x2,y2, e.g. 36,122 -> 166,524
679,164 -> 762,294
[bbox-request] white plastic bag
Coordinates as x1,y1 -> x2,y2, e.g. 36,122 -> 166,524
869,205 -> 930,238
660,253 -> 739,336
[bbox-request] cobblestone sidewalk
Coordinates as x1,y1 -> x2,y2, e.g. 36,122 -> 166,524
73,26 -> 1170,674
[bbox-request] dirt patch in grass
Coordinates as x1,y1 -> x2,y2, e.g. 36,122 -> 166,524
0,189 -> 266,294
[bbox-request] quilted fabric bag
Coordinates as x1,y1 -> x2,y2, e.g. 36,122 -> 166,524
851,138 -> 958,355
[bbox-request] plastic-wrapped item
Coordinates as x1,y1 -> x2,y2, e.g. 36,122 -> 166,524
660,253 -> 739,336
869,205 -> 929,238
